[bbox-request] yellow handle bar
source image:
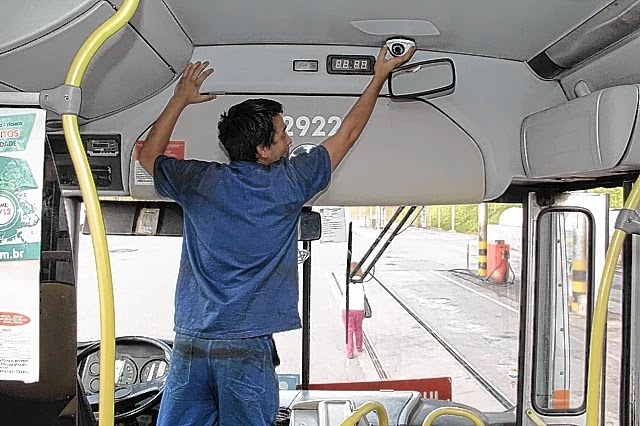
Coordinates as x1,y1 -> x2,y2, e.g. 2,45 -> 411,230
585,179 -> 640,424
62,1 -> 140,425
340,401 -> 389,426
421,406 -> 486,426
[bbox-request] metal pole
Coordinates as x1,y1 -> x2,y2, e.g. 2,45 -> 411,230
351,206 -> 405,278
360,206 -> 417,280
467,244 -> 470,270
0,92 -> 41,106
621,180 -> 633,424
345,223 -> 353,344
478,203 -> 488,277
301,225 -> 313,388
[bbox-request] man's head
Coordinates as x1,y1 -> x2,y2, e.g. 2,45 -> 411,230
218,98 -> 292,163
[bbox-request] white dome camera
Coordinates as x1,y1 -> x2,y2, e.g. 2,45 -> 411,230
386,38 -> 416,57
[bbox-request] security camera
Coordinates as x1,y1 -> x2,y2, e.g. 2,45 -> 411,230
386,38 -> 416,57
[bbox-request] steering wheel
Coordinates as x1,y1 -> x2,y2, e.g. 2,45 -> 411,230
77,336 -> 172,422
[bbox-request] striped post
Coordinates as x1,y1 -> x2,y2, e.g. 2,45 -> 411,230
478,239 -> 487,277
478,203 -> 487,277
571,258 -> 588,316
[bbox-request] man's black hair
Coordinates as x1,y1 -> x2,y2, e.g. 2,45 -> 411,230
218,99 -> 283,162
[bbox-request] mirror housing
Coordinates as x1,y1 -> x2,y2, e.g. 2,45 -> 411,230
388,58 -> 455,99
298,209 -> 322,241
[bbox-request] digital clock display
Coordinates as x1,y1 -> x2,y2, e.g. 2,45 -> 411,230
327,55 -> 375,75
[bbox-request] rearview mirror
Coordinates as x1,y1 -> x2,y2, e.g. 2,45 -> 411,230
388,58 -> 455,99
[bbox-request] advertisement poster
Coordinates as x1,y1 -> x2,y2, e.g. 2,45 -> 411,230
0,108 -> 46,382
133,140 -> 185,186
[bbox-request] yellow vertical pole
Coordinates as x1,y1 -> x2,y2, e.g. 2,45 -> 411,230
62,1 -> 140,425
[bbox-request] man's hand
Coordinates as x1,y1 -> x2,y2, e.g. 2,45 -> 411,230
172,61 -> 217,107
139,61 -> 217,175
372,45 -> 416,81
321,44 -> 416,171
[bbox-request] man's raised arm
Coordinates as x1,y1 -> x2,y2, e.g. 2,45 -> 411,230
139,61 -> 217,175
321,45 -> 415,171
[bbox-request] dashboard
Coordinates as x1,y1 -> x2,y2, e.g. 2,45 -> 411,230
76,339 -> 512,425
78,343 -> 168,397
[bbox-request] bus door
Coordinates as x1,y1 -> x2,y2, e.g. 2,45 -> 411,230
519,191 -> 609,425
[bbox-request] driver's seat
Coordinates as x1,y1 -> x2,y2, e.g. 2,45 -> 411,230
0,281 -> 95,426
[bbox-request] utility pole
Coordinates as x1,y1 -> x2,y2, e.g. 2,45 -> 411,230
422,206 -> 428,228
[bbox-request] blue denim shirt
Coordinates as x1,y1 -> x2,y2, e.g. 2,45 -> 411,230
153,146 -> 331,339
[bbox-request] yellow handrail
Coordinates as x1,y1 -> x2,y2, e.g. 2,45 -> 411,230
524,408 -> 547,426
340,401 -> 389,426
421,406 -> 485,426
585,178 -> 640,425
62,1 -> 140,425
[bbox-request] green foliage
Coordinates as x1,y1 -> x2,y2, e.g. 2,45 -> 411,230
488,204 -> 520,225
588,187 -> 623,209
428,206 -> 452,230
426,203 -> 521,234
454,205 -> 478,233
350,203 -> 522,235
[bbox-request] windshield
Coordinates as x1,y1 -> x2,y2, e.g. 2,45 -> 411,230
76,203 -> 522,412
77,231 -> 180,342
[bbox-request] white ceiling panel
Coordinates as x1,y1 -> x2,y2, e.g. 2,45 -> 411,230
165,0 -> 611,60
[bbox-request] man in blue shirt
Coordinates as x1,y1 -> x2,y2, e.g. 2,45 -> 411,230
139,44 -> 414,425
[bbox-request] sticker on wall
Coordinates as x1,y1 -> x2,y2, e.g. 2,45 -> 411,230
0,108 -> 45,383
133,140 -> 185,186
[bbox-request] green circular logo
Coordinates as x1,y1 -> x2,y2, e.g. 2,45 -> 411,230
0,190 -> 20,232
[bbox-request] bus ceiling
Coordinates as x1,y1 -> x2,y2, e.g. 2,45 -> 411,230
3,1 -> 640,204
1,0 -> 637,100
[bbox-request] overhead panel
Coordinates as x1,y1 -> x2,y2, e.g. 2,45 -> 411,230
560,33 -> 640,99
521,85 -> 640,179
0,2 -> 175,119
529,0 -> 640,78
110,0 -> 193,69
547,0 -> 640,69
0,0 -> 97,54
0,82 -> 17,93
129,96 -> 485,206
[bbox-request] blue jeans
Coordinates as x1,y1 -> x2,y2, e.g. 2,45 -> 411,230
157,333 -> 280,426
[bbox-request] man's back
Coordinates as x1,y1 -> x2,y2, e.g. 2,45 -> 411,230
153,146 -> 330,338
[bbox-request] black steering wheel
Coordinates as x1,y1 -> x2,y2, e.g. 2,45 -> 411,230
77,336 -> 172,422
